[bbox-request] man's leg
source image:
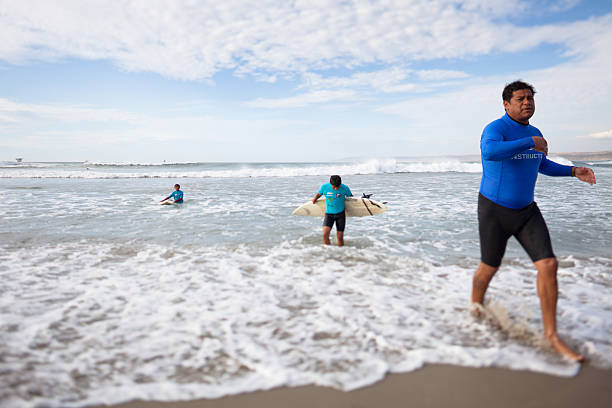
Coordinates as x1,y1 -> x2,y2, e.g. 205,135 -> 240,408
335,212 -> 346,246
514,204 -> 584,361
471,262 -> 499,316
322,226 -> 332,245
474,194 -> 506,314
535,257 -> 584,362
322,213 -> 334,245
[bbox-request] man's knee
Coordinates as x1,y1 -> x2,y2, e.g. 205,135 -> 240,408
536,257 -> 558,271
536,257 -> 558,282
476,262 -> 498,278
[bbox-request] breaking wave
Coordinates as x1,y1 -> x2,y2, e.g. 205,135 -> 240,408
0,158 -> 483,179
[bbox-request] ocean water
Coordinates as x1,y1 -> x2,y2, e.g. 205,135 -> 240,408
1,158 -> 611,407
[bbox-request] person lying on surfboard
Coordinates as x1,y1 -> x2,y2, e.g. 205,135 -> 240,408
161,184 -> 184,204
312,175 -> 352,246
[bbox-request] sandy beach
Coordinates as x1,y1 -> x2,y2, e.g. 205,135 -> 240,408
93,364 -> 612,408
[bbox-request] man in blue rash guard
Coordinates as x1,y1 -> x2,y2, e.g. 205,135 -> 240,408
161,184 -> 183,203
312,175 -> 352,246
471,81 -> 596,362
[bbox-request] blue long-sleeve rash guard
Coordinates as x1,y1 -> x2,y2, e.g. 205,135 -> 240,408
479,113 -> 573,209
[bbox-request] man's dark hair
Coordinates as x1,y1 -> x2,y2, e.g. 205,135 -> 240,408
502,80 -> 536,103
175,184 -> 180,189
330,175 -> 341,187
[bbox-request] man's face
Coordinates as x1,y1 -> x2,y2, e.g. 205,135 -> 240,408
504,88 -> 535,124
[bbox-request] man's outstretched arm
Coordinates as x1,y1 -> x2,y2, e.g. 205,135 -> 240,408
538,157 -> 573,177
538,158 -> 596,185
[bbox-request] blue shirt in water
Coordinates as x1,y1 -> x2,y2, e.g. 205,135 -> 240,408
318,183 -> 352,214
479,113 -> 573,209
169,190 -> 183,202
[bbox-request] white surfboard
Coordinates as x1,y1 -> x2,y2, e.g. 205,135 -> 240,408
292,197 -> 386,217
160,200 -> 175,205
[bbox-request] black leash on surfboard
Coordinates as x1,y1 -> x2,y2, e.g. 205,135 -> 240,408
361,196 -> 373,215
362,193 -> 387,206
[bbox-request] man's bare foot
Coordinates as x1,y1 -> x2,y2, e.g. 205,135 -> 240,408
547,334 -> 585,362
470,302 -> 485,318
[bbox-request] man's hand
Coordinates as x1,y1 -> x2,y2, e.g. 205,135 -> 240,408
532,136 -> 548,156
573,167 -> 596,185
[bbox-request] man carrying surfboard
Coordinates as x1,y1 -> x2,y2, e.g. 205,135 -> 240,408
471,80 -> 596,362
312,175 -> 352,246
161,184 -> 184,204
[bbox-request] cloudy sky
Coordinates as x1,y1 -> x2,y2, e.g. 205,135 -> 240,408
1,0 -> 611,162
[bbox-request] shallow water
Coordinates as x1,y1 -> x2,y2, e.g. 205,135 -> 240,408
1,158 -> 610,407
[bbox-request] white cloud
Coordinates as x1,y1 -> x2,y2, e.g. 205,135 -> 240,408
2,1 -> 611,160
376,15 -> 612,154
547,0 -> 581,12
0,112 -> 19,123
249,67 -> 467,109
0,98 -> 311,161
246,89 -> 358,108
582,130 -> 612,139
0,0 -> 597,81
416,70 -> 470,81
228,8 -> 610,110
456,0 -> 529,17
0,98 -> 147,124
300,68 -> 413,91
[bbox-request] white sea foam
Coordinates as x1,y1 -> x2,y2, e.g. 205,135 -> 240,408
397,160 -> 481,173
0,162 -> 60,168
0,159 -> 482,179
3,241 -> 605,407
547,156 -> 574,166
84,160 -> 200,166
1,158 -> 582,178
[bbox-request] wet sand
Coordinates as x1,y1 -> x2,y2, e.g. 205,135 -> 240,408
93,363 -> 612,408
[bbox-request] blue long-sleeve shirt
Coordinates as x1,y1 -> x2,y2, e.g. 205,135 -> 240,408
479,113 -> 573,209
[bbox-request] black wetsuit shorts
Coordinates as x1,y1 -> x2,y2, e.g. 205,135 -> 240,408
478,193 -> 555,267
323,211 -> 346,232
